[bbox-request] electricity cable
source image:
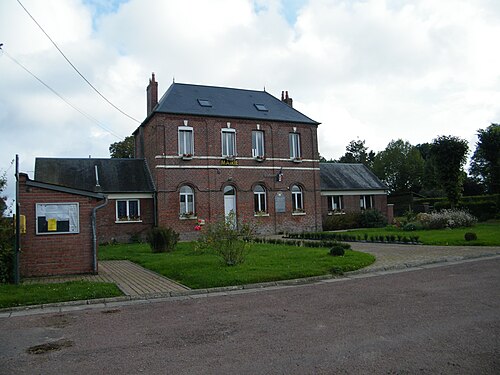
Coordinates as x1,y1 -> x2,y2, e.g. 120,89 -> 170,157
16,0 -> 141,124
1,46 -> 124,140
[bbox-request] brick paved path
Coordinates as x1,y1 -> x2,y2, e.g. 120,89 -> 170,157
23,260 -> 190,296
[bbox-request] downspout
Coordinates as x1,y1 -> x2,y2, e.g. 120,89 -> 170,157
91,195 -> 108,274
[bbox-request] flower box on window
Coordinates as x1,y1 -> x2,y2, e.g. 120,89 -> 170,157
254,155 -> 265,162
180,212 -> 197,220
181,153 -> 193,160
292,157 -> 302,163
292,209 -> 306,216
254,210 -> 269,217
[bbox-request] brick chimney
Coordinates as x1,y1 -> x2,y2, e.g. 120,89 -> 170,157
146,73 -> 158,116
281,90 -> 293,107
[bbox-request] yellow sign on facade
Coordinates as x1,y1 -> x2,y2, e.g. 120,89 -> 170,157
47,218 -> 57,231
20,215 -> 26,234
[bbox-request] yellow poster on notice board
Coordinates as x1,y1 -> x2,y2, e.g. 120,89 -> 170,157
47,218 -> 57,231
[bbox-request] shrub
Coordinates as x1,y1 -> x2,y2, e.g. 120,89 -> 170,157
147,227 -> 179,253
329,245 -> 345,257
403,222 -> 423,231
359,209 -> 388,228
464,232 -> 478,241
422,209 -> 477,229
0,217 -> 14,284
323,212 -> 362,230
196,213 -> 254,266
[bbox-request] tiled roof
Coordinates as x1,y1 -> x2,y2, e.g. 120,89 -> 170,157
34,158 -> 155,194
153,83 -> 319,125
320,163 -> 388,191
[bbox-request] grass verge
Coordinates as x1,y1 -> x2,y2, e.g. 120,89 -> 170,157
100,242 -> 375,289
0,281 -> 123,309
342,220 -> 500,246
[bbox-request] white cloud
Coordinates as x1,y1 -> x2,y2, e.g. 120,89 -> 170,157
1,0 -> 499,207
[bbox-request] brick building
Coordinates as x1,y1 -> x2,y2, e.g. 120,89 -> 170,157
134,75 -> 323,238
18,75 -> 391,276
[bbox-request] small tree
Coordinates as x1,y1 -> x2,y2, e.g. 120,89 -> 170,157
431,135 -> 469,207
109,136 -> 135,158
0,171 -> 14,283
147,227 -> 179,253
196,212 -> 254,266
338,139 -> 375,168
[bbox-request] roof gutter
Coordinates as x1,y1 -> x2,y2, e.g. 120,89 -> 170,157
91,195 -> 108,274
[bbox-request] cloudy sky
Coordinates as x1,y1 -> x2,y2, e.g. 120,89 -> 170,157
1,0 -> 499,209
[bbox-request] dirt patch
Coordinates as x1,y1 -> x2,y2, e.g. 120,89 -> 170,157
101,309 -> 121,314
41,314 -> 73,328
26,339 -> 74,355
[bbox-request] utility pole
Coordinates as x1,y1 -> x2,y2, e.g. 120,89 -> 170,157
14,154 -> 20,284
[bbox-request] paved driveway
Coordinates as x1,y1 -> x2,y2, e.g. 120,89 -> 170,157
350,242 -> 500,272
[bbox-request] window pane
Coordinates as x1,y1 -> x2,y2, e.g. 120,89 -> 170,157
289,133 -> 301,158
252,131 -> 264,157
117,201 -> 127,219
129,200 -> 139,218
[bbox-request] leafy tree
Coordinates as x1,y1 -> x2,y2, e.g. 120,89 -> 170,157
372,139 -> 424,193
431,135 -> 469,207
0,172 -> 6,217
338,139 -> 375,168
470,123 -> 500,194
109,136 -> 135,158
415,143 -> 441,196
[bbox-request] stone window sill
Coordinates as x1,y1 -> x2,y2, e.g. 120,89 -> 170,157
115,220 -> 143,224
292,212 -> 306,216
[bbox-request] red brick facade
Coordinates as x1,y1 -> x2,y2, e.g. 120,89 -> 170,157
18,174 -> 102,277
96,197 -> 155,244
136,113 -> 323,238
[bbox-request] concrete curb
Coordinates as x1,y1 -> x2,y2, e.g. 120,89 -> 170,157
2,254 -> 499,318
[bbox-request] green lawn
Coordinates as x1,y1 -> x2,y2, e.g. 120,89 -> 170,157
0,281 -> 123,309
99,242 -> 375,289
342,220 -> 500,246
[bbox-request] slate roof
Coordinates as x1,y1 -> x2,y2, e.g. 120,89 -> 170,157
34,158 -> 155,194
152,83 -> 319,125
320,163 -> 388,191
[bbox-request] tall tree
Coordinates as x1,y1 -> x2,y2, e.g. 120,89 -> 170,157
415,142 -> 440,195
338,139 -> 375,168
109,136 -> 135,158
470,123 -> 500,194
0,171 -> 6,217
431,135 -> 469,207
372,139 -> 424,193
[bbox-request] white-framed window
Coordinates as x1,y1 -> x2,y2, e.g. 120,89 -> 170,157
289,132 -> 301,159
328,196 -> 343,211
221,128 -> 236,157
116,200 -> 140,221
178,126 -> 194,156
360,195 -> 373,210
36,202 -> 79,235
252,130 -> 265,158
291,185 -> 304,212
253,184 -> 267,213
180,186 -> 195,216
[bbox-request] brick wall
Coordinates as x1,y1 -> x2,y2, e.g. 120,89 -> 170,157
137,113 -> 323,238
96,198 -> 155,244
18,174 -> 102,277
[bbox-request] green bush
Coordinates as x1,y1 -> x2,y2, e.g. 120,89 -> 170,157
403,222 -> 423,231
329,245 -> 345,257
464,232 -> 478,241
147,227 -> 179,253
323,212 -> 362,230
196,213 -> 254,266
0,218 -> 14,284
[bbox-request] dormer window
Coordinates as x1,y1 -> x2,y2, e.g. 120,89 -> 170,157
197,99 -> 212,107
254,104 -> 268,111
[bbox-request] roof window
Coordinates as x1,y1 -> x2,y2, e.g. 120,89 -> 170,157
254,104 -> 268,111
197,99 -> 212,107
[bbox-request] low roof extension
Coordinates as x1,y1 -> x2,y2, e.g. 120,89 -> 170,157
320,163 -> 388,191
35,158 -> 155,194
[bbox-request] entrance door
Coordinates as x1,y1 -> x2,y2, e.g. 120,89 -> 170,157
224,186 -> 236,227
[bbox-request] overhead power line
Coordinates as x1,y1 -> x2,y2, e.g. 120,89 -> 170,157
16,0 -> 141,124
1,46 -> 124,140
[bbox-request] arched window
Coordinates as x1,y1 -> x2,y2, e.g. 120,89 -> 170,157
253,184 -> 267,213
291,185 -> 303,212
180,186 -> 195,216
